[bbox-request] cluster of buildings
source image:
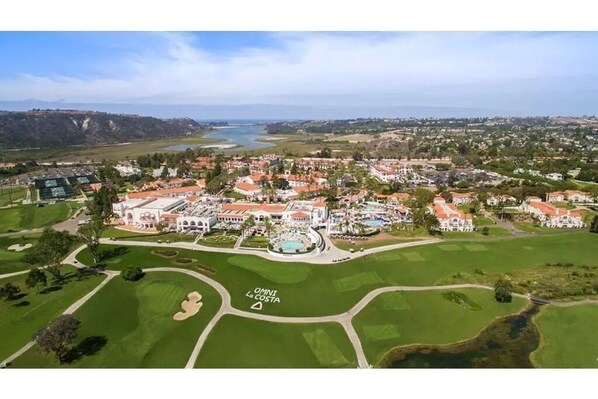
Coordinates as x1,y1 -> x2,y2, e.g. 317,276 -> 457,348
520,197 -> 585,228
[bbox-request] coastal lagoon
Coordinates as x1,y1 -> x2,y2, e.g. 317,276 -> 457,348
164,124 -> 275,151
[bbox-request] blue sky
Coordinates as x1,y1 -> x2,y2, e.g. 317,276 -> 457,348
1,32 -> 598,116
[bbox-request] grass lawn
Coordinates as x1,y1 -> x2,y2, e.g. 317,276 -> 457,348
0,234 -> 39,274
531,305 -> 598,368
75,232 -> 598,318
103,227 -> 196,243
473,216 -> 495,227
199,231 -> 238,248
241,235 -> 269,249
12,271 -> 222,368
333,232 -> 420,251
352,289 -> 527,366
0,266 -> 106,362
513,221 -> 579,235
0,186 -> 27,207
0,202 -> 71,233
441,226 -> 511,239
195,315 -> 357,368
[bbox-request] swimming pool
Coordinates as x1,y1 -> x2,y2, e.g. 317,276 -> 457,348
280,240 -> 306,253
363,219 -> 383,227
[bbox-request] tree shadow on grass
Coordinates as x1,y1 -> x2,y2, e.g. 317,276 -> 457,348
39,285 -> 63,294
62,336 -> 108,364
99,246 -> 129,262
13,300 -> 30,307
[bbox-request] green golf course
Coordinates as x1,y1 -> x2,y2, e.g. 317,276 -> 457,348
0,202 -> 71,233
0,235 -> 39,274
11,271 -> 222,368
0,266 -> 106,362
195,315 -> 357,368
0,186 -> 27,207
351,289 -> 527,366
75,232 -> 598,317
531,304 -> 598,368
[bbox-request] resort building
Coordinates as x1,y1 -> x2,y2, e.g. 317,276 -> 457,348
486,194 -> 517,207
520,197 -> 585,228
546,191 -> 565,203
124,185 -> 203,201
564,190 -> 594,203
450,192 -> 476,205
430,196 -> 474,232
113,197 -> 185,229
233,181 -> 262,199
216,199 -> 328,227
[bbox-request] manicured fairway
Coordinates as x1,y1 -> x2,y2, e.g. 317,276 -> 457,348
0,234 -> 39,274
0,202 -> 71,233
352,289 -> 527,366
531,305 -> 598,368
195,315 -> 357,368
76,232 -> 598,318
103,227 -> 196,242
0,266 -> 106,362
12,272 -> 222,368
0,186 -> 27,207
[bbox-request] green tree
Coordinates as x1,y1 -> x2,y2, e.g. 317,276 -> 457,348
77,218 -> 105,265
263,217 -> 275,239
35,314 -> 81,363
494,278 -> 513,303
590,214 -> 598,233
23,229 -> 76,280
160,166 -> 169,179
25,268 -> 47,293
0,282 -> 21,301
121,266 -> 144,281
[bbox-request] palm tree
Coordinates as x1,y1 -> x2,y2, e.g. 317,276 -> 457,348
263,216 -> 274,239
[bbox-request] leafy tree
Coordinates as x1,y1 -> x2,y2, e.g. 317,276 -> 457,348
481,226 -> 490,236
23,229 -> 76,280
160,166 -> 169,179
290,163 -> 298,175
121,266 -> 144,281
25,268 -> 47,293
35,314 -> 81,363
494,278 -> 513,303
77,218 -> 105,265
87,186 -> 118,223
273,178 -> 290,190
409,188 -> 435,208
590,214 -> 598,233
352,151 -> 364,161
0,282 -> 21,301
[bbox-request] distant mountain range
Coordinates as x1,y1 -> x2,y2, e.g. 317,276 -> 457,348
0,100 -> 509,121
0,109 -> 205,149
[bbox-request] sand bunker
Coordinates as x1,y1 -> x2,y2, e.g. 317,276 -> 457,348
173,291 -> 203,321
7,243 -> 32,252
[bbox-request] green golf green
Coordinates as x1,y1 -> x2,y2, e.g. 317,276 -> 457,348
12,271 -> 222,368
0,202 -> 71,233
195,315 -> 357,368
531,304 -> 598,368
352,289 -> 527,366
76,232 -> 598,318
0,266 -> 106,362
0,235 -> 39,274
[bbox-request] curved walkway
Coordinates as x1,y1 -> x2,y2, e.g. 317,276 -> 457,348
99,236 -> 442,264
2,240 -> 593,369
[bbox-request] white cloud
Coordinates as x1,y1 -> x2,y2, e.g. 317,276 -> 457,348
1,32 -> 596,106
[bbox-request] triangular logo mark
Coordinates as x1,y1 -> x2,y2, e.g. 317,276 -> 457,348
251,301 -> 263,311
